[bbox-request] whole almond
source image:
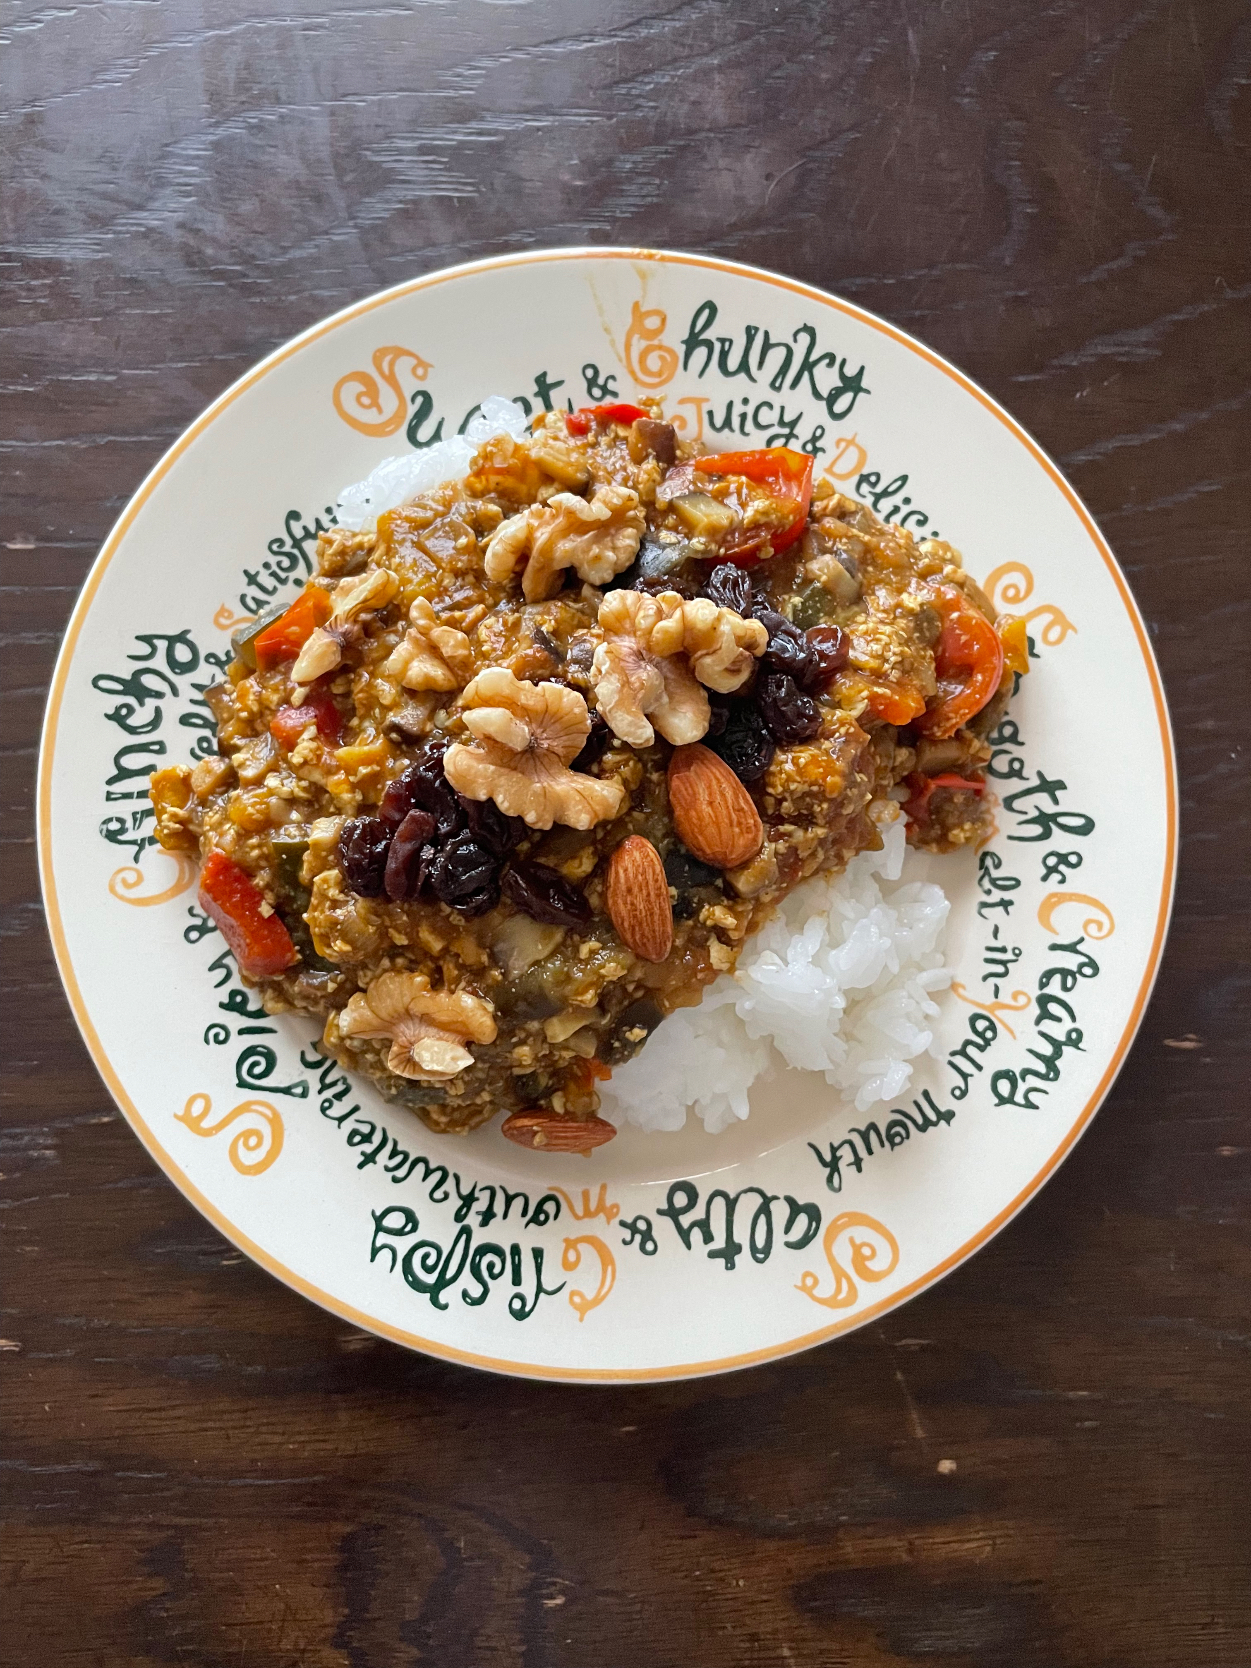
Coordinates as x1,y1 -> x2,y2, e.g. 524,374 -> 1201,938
667,744 -> 764,869
605,835 -> 674,963
501,1111 -> 618,1154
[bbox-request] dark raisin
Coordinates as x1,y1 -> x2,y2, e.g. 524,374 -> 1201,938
757,671 -> 822,743
564,634 -> 596,690
766,620 -> 816,686
382,739 -> 462,836
337,815 -> 393,898
503,860 -> 593,927
706,695 -> 730,737
384,808 -> 436,901
804,624 -> 849,689
428,832 -> 501,915
702,563 -> 752,615
460,795 -> 523,857
572,707 -> 612,773
705,701 -> 775,785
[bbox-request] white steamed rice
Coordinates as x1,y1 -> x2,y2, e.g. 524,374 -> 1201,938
334,397 -> 532,531
599,820 -> 952,1134
333,405 -> 954,1137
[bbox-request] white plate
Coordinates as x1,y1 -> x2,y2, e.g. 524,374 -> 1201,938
38,249 -> 1176,1381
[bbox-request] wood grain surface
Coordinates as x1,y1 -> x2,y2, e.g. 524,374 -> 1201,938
3,2 -> 1249,1663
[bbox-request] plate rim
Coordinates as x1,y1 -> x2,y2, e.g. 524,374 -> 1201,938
36,244 -> 1178,1382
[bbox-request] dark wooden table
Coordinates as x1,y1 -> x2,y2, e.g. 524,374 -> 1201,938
5,3 -> 1249,1662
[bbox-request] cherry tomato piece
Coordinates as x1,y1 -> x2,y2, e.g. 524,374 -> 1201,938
693,447 -> 814,564
916,590 -> 1005,739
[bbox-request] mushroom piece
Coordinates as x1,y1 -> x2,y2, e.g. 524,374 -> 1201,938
381,597 -> 475,692
338,972 -> 497,1082
443,668 -> 625,831
591,589 -> 767,748
483,484 -> 645,602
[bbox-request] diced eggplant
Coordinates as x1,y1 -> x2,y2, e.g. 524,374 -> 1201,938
609,536 -> 697,596
383,693 -> 438,745
663,844 -> 724,919
671,492 -> 737,541
494,969 -> 565,1023
791,584 -> 836,629
230,599 -> 288,671
599,998 -> 665,1066
381,1077 -> 447,1109
271,833 -> 310,902
628,419 -> 677,467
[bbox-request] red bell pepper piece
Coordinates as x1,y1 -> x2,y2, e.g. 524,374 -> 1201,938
565,402 -> 648,436
253,587 -> 333,672
915,590 -> 1005,739
198,851 -> 297,979
692,447 -> 814,564
269,684 -> 342,749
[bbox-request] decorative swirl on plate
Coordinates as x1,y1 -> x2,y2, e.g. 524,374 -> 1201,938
547,1183 -> 621,1225
332,347 -> 433,436
623,301 -> 678,389
175,1092 -> 284,1177
796,1211 -> 899,1310
1037,892 -> 1115,940
108,854 -> 198,908
1020,603 -> 1077,647
561,1235 -> 616,1321
950,982 -> 1032,1039
213,603 -> 254,632
982,562 -> 1077,647
983,561 -> 1035,610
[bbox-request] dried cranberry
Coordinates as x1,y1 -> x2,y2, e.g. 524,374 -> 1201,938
804,624 -> 849,689
337,816 -> 393,898
757,671 -> 822,743
503,860 -> 593,927
572,708 -> 612,773
705,701 -> 775,785
702,563 -> 752,615
384,808 -> 436,901
428,832 -> 501,915
460,795 -> 523,857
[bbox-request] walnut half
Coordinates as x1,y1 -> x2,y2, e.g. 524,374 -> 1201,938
484,484 -> 645,602
337,972 -> 496,1081
591,590 -> 767,748
443,668 -> 625,830
381,597 -> 474,693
